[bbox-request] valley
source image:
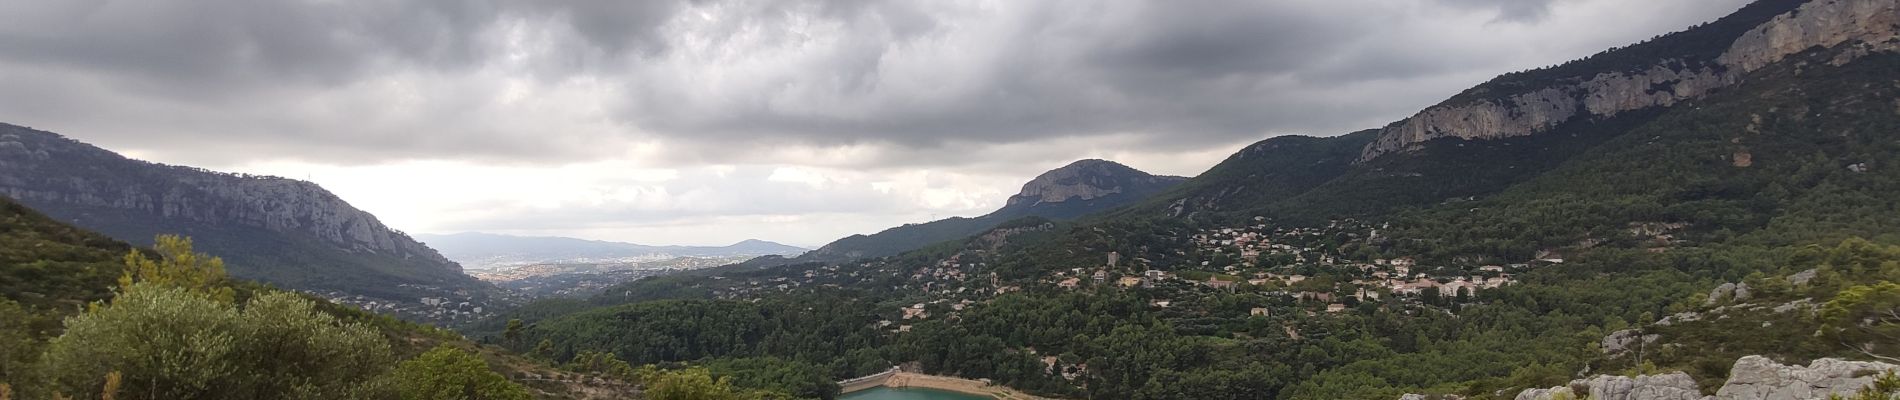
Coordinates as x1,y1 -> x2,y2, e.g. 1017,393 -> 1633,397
3,0 -> 1900,399
474,256 -> 758,298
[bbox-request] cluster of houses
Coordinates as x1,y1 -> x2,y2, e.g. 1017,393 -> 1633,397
1036,218 -> 1544,316
316,284 -> 503,323
877,298 -> 977,333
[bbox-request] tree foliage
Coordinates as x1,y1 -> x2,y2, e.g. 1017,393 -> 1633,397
644,367 -> 748,400
1819,282 -> 1900,362
388,345 -> 530,400
39,283 -> 392,400
118,235 -> 236,303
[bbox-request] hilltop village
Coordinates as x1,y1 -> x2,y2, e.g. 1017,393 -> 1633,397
662,218 -> 1552,336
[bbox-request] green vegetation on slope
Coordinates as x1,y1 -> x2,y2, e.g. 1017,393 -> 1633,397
482,12 -> 1900,400
0,196 -> 600,399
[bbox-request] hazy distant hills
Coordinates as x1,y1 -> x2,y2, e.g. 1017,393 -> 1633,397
800,159 -> 1185,261
0,124 -> 492,304
415,232 -> 807,269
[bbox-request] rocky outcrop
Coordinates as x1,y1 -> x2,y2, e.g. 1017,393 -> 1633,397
1510,356 -> 1897,400
1604,329 -> 1661,355
1788,269 -> 1819,286
1400,394 -> 1465,400
1006,159 -> 1186,207
1516,372 -> 1705,400
1709,282 -> 1754,305
1360,0 -> 1900,161
1715,356 -> 1897,400
1716,0 -> 1900,72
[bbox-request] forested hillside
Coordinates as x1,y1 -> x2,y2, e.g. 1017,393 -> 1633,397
0,195 -> 790,399
801,160 -> 1184,261
475,0 -> 1900,399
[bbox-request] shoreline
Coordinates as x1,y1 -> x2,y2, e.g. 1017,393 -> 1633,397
846,372 -> 1053,400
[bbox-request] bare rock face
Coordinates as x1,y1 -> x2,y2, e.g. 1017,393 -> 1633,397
1399,394 -> 1465,400
1515,386 -> 1576,400
1006,159 -> 1185,207
1511,356 -> 1897,400
1603,329 -> 1661,355
0,123 -> 470,294
1360,0 -> 1900,161
1517,372 -> 1706,400
1708,282 -> 1754,305
1715,356 -> 1898,400
1718,0 -> 1900,72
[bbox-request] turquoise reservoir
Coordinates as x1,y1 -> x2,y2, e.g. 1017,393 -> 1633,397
840,386 -> 993,400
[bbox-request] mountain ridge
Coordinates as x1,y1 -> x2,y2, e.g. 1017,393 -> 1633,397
1358,0 -> 1898,161
0,123 -> 491,305
800,159 -> 1184,260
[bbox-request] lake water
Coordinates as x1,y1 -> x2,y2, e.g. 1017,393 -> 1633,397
840,386 -> 993,400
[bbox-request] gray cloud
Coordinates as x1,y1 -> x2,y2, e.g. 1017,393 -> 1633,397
0,0 -> 1754,169
0,1 -> 493,96
1436,0 -> 1564,21
430,165 -> 969,232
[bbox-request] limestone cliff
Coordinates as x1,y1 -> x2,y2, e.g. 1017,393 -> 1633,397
0,123 -> 479,300
1360,0 -> 1900,161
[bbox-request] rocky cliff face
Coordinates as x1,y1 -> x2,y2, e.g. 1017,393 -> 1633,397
1360,0 -> 1900,161
0,124 -> 455,270
0,123 -> 479,304
1510,356 -> 1897,400
1005,159 -> 1186,207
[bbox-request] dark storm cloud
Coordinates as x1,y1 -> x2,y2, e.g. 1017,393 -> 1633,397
0,0 -> 493,96
604,1 -> 1466,152
1435,0 -> 1564,21
0,0 -> 1753,167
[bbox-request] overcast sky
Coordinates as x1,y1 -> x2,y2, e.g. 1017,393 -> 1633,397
0,0 -> 1753,247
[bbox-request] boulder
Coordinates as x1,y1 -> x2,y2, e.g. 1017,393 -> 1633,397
1604,329 -> 1661,355
1715,356 -> 1898,400
1399,394 -> 1464,400
1576,373 -> 1706,400
1710,283 -> 1738,305
1515,386 -> 1575,400
1516,372 -> 1704,400
1787,269 -> 1818,286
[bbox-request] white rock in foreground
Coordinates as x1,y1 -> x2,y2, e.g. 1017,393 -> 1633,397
1515,372 -> 1703,400
1508,355 -> 1897,400
1715,355 -> 1897,400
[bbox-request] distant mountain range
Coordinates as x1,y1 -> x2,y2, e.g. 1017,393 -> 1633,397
0,124 -> 493,306
414,232 -> 807,269
799,159 -> 1185,261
